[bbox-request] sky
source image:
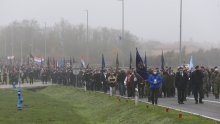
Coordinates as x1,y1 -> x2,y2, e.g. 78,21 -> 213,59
0,0 -> 220,43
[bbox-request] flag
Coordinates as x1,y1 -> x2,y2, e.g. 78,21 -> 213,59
7,56 -> 15,60
72,57 -> 76,63
102,54 -> 105,70
161,50 -> 165,71
30,53 -> 34,59
70,57 -> 72,66
47,57 -> 50,67
116,53 -> 119,70
81,58 -> 86,69
34,57 -> 44,65
119,36 -> 122,40
7,56 -> 14,65
27,57 -> 30,65
63,58 -> 66,67
53,57 -> 56,68
144,51 -> 147,69
41,57 -> 43,66
130,51 -> 132,69
189,55 -> 194,70
136,48 -> 147,79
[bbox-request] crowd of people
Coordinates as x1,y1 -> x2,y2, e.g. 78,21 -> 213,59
0,60 -> 220,105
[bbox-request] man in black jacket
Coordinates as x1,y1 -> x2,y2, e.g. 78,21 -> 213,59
191,66 -> 204,104
175,67 -> 188,104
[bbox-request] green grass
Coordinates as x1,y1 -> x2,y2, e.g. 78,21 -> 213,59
0,85 -> 219,124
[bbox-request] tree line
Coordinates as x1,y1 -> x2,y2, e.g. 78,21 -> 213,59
0,19 -> 219,68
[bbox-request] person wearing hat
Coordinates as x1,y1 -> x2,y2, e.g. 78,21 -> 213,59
148,68 -> 162,105
191,65 -> 204,104
175,67 -> 188,104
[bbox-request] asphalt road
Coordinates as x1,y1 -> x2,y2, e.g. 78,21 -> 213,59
118,92 -> 220,121
141,95 -> 220,121
0,82 -> 52,89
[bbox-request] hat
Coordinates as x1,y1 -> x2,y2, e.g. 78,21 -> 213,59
195,65 -> 199,69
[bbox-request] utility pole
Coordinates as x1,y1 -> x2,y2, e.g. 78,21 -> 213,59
44,23 -> 47,66
179,0 -> 183,66
20,40 -> 23,65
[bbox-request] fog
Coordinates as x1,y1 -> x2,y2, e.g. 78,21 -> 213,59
0,0 -> 220,43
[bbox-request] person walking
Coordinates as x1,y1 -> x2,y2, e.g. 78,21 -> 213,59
148,68 -> 162,105
191,66 -> 204,104
175,67 -> 188,104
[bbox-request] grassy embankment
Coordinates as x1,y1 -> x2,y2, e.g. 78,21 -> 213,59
0,85 -> 219,124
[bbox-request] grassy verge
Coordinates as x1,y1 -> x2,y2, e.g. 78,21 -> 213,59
0,85 -> 219,124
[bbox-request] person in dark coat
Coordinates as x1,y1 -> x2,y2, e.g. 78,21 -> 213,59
29,68 -> 34,85
125,70 -> 135,97
175,67 -> 188,104
100,70 -> 107,93
117,70 -> 126,96
191,66 -> 204,104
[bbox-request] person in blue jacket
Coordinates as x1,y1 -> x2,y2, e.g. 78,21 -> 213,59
148,68 -> 162,105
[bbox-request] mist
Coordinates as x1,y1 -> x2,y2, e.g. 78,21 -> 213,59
0,0 -> 220,43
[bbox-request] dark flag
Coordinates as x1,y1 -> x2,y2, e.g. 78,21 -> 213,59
136,48 -> 147,79
41,57 -> 43,66
27,57 -> 30,65
72,57 -> 76,63
47,57 -> 50,67
30,53 -> 34,59
102,54 -> 105,70
161,50 -> 165,71
63,58 -> 66,67
70,57 -> 72,66
144,51 -> 147,69
119,36 -> 122,41
53,57 -> 56,68
116,53 -> 119,70
129,51 -> 132,69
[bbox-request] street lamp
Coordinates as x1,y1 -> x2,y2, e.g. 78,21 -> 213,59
20,40 -> 23,65
44,23 -> 47,66
83,10 -> 89,62
179,0 -> 183,66
118,0 -> 125,67
118,0 -> 124,44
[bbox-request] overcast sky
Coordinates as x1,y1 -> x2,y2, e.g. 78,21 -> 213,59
0,0 -> 220,43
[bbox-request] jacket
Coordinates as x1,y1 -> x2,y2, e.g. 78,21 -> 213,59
148,73 -> 162,89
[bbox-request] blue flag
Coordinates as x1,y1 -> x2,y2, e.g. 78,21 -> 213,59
136,48 -> 147,79
102,54 -> 105,70
189,55 -> 193,70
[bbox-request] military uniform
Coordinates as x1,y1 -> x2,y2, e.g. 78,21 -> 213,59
212,70 -> 220,99
203,69 -> 210,98
3,71 -> 7,84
